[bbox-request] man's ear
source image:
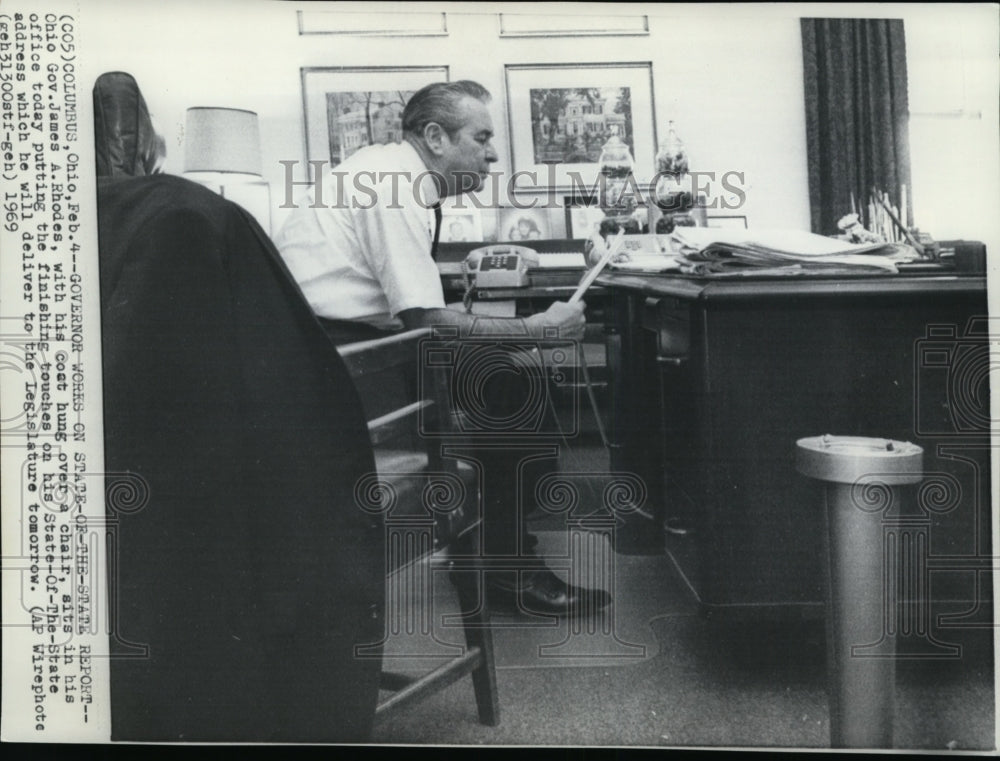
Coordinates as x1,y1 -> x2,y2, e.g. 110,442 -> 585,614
422,122 -> 448,156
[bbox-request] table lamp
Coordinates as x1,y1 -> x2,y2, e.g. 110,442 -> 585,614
183,106 -> 271,233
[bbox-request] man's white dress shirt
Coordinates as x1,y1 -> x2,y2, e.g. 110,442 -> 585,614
275,140 -> 446,329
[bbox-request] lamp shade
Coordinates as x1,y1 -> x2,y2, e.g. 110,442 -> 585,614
183,107 -> 262,175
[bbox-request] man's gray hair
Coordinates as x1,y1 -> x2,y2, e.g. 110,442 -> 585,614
402,81 -> 491,138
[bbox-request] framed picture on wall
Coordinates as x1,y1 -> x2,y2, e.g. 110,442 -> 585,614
497,206 -> 551,242
301,66 -> 448,167
298,10 -> 449,36
504,62 -> 657,190
497,13 -> 649,37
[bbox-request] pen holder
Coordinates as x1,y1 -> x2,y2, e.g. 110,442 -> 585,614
915,231 -> 940,261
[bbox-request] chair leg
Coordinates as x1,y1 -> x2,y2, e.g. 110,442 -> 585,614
451,571 -> 500,726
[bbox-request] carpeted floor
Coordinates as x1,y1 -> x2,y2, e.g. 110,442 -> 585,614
373,556 -> 994,750
377,530 -> 693,670
373,534 -> 994,750
371,532 -> 995,750
369,439 -> 995,750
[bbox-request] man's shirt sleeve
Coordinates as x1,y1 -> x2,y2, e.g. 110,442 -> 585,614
351,178 -> 446,316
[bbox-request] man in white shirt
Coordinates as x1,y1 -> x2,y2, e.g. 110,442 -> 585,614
276,81 -> 610,615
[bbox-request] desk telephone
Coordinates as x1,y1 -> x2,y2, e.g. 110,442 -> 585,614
463,245 -> 540,288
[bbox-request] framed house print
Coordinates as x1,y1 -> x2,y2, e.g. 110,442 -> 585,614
505,62 -> 657,191
301,66 -> 448,167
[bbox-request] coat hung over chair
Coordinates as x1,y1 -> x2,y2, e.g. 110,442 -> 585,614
94,71 -> 385,742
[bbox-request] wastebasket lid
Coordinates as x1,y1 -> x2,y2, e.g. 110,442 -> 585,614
795,434 -> 924,485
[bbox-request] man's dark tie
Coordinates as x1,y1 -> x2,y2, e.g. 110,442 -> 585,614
430,203 -> 442,261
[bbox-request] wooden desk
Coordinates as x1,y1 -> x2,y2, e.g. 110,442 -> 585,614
598,268 -> 992,616
439,274 -> 607,306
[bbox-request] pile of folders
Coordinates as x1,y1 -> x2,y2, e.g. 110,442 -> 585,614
670,227 -> 921,276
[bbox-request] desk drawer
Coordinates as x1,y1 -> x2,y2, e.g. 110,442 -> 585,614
642,297 -> 689,360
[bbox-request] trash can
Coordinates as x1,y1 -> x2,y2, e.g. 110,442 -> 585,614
796,434 -> 924,749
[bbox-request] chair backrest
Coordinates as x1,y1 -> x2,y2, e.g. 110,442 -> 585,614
338,328 -> 478,555
93,71 -> 166,178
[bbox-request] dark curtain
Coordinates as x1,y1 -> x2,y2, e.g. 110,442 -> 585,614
801,18 -> 912,235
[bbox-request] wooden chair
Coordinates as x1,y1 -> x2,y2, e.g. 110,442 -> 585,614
337,327 -> 500,726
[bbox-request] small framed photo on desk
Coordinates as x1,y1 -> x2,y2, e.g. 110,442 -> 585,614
498,206 -> 550,242
564,195 -> 605,239
706,215 -> 749,229
439,206 -> 484,243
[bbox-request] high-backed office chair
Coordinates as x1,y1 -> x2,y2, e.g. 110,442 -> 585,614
338,328 -> 500,726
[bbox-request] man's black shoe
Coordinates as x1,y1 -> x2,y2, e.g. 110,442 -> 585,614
485,569 -> 612,616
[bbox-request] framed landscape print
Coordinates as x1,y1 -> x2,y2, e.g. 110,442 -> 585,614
505,62 -> 657,190
301,66 -> 448,166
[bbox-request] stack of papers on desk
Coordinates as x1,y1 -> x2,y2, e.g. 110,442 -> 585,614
609,253 -> 683,272
672,227 -> 920,275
